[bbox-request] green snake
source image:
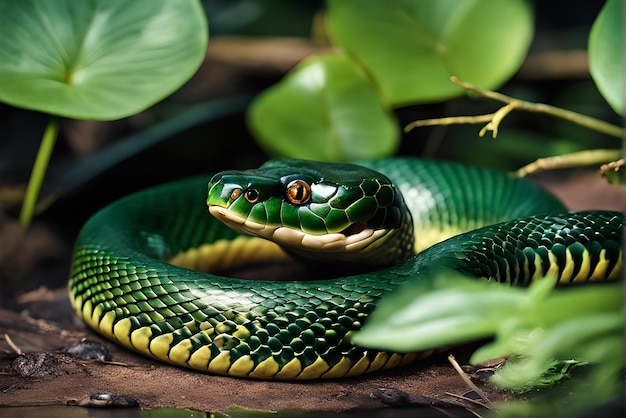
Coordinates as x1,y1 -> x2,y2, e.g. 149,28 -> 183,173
69,158 -> 624,379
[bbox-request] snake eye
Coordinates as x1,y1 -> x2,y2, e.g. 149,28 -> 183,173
286,179 -> 311,205
244,189 -> 260,203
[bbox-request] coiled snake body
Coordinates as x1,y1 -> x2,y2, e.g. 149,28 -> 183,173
69,158 -> 624,379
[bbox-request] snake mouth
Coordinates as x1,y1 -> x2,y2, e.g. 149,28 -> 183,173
208,205 -> 391,263
208,205 -> 278,236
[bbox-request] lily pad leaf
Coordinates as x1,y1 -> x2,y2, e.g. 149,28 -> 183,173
248,54 -> 399,162
0,0 -> 208,120
588,0 -> 623,115
326,0 -> 533,106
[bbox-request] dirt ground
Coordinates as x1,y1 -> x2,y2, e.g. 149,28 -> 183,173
0,301 -> 514,415
0,170 -> 624,415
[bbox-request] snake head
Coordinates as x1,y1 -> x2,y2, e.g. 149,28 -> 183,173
207,159 -> 414,266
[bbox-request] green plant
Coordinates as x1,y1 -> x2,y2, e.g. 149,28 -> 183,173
249,0 -> 534,162
0,0 -> 208,227
588,0 -> 623,116
248,54 -> 398,162
354,272 -> 624,416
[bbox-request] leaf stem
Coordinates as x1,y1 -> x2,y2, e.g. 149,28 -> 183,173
19,117 -> 60,228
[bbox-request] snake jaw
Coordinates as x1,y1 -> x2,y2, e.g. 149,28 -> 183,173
208,204 -> 397,265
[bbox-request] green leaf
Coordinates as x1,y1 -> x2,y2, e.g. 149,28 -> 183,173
355,271 -> 622,357
471,281 -> 624,364
487,311 -> 623,393
351,272 -> 527,352
326,0 -> 533,106
588,0 -> 623,115
247,54 -> 399,162
0,0 -> 207,120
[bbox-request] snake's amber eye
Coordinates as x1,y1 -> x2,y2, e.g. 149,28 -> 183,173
286,180 -> 311,205
244,189 -> 260,203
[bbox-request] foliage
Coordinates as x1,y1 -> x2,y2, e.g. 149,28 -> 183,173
249,0 -> 533,161
588,0 -> 623,115
0,0 -> 208,226
0,0 -> 207,120
248,54 -> 398,162
326,0 -> 533,106
353,272 -> 624,415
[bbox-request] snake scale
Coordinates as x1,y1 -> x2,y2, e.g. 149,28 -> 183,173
69,158 -> 624,380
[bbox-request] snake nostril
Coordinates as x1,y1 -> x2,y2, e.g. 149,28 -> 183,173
230,188 -> 242,200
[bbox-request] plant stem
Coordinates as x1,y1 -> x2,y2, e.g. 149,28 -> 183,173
450,76 -> 624,139
513,149 -> 622,177
19,117 -> 60,228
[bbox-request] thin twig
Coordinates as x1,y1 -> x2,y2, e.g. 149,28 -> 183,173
76,357 -> 148,369
466,407 -> 486,418
450,77 -> 624,139
513,149 -> 622,177
2,384 -> 17,394
405,78 -> 624,140
95,359 -> 134,367
445,391 -> 493,411
600,158 -> 626,184
404,114 -> 493,132
478,101 -> 518,138
448,354 -> 496,410
4,333 -> 22,355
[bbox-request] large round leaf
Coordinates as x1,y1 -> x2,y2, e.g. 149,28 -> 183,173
248,54 -> 399,162
326,0 -> 533,106
0,0 -> 207,120
588,0 -> 623,115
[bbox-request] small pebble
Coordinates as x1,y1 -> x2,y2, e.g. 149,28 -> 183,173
76,393 -> 139,408
65,339 -> 111,361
